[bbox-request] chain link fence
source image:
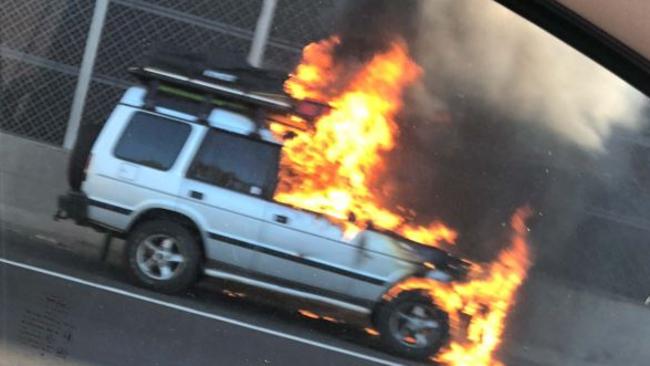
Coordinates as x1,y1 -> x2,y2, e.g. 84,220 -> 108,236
0,0 -> 94,145
0,0 -> 338,145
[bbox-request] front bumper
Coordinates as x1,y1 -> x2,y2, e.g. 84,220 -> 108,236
54,191 -> 89,225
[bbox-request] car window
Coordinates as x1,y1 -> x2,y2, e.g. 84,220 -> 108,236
187,130 -> 280,198
114,112 -> 191,170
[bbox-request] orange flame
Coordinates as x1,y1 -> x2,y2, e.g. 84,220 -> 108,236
364,327 -> 380,336
298,309 -> 321,320
275,37 -> 532,365
387,207 -> 533,365
275,37 -> 456,247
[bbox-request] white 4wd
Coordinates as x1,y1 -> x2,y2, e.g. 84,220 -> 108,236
56,65 -> 468,360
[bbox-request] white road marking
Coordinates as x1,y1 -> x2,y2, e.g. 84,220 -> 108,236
0,257 -> 403,366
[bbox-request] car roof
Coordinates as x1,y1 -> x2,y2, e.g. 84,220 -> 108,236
120,86 -> 281,145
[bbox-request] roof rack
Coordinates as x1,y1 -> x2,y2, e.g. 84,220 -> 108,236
128,66 -> 330,128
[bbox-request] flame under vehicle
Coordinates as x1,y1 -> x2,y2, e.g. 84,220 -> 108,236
55,51 -> 470,360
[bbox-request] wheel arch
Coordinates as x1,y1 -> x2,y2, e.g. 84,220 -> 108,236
371,288 -> 434,326
371,272 -> 437,327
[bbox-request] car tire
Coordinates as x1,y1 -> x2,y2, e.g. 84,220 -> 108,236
68,123 -> 102,192
125,220 -> 202,294
375,291 -> 449,361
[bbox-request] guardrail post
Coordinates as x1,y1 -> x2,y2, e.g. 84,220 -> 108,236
63,0 -> 110,149
248,0 -> 278,68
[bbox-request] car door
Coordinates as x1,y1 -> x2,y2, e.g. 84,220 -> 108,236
85,109 -> 193,231
256,202 -> 388,302
347,231 -> 424,301
177,128 -> 281,271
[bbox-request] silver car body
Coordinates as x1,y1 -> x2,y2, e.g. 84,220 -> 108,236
83,86 -> 433,315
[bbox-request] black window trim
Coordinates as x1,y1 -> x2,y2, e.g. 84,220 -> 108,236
185,127 -> 282,200
496,0 -> 650,98
112,110 -> 192,171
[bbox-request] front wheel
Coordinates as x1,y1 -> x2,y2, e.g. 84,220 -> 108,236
125,220 -> 201,294
375,291 -> 449,360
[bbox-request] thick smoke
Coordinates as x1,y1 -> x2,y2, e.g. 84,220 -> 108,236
333,0 -> 420,59
413,0 -> 645,152
331,0 -> 648,260
405,0 -> 647,259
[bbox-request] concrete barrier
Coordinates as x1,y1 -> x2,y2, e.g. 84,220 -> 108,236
504,271 -> 650,366
0,131 -> 102,251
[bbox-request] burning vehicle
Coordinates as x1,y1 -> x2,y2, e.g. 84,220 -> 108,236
55,39 -> 531,364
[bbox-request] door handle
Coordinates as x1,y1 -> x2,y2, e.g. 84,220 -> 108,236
273,214 -> 289,224
190,190 -> 204,200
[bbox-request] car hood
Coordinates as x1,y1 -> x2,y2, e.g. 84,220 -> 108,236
355,228 -> 468,272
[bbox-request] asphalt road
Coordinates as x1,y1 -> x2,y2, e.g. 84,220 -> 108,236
3,219 -> 637,366
0,227 -> 425,366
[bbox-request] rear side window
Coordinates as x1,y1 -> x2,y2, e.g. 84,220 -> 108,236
114,112 -> 191,170
188,130 -> 280,198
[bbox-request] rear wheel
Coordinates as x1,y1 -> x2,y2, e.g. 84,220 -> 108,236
375,291 -> 449,360
125,220 -> 201,294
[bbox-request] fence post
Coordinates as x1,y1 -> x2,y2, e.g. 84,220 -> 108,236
248,0 -> 278,67
63,0 -> 110,149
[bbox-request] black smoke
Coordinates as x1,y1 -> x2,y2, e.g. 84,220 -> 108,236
328,0 -> 646,262
384,89 -> 563,261
333,0 -> 420,60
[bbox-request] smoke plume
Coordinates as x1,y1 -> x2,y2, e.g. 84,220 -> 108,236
334,0 -> 419,59
331,0 -> 648,260
413,0 -> 645,152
